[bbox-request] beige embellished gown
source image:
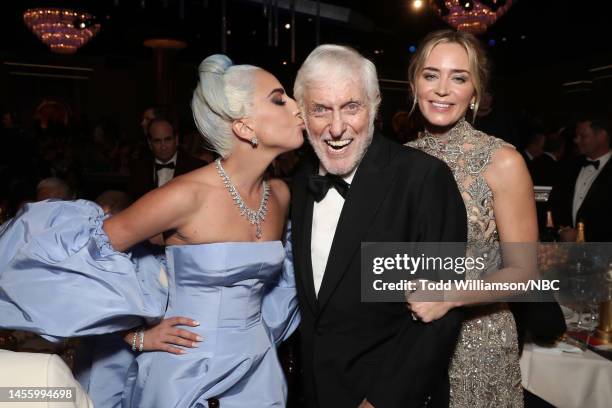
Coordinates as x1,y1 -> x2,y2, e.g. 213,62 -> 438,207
407,119 -> 523,408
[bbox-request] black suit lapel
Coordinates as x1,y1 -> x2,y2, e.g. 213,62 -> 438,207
577,157 -> 612,221
174,150 -> 187,176
559,161 -> 582,225
149,161 -> 157,191
316,134 -> 398,312
291,156 -> 319,316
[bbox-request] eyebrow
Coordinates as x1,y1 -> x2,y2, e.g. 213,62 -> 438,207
310,99 -> 361,109
267,88 -> 285,97
310,102 -> 329,109
341,99 -> 361,108
422,66 -> 470,74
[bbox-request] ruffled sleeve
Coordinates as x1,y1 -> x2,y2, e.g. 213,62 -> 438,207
261,222 -> 301,345
0,200 -> 167,341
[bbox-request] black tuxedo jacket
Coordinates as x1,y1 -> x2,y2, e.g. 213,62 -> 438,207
127,149 -> 207,199
290,134 -> 468,408
529,153 -> 560,187
548,156 -> 612,241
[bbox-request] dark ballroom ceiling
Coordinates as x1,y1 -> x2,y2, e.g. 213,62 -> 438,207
1,0 -> 610,126
1,0 -> 609,77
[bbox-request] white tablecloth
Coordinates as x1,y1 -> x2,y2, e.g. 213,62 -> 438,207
520,343 -> 612,408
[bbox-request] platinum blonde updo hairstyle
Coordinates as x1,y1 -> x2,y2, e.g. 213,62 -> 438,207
191,54 -> 262,158
294,44 -> 381,127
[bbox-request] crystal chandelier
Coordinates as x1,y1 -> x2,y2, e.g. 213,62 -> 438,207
23,8 -> 101,54
430,1 -> 514,34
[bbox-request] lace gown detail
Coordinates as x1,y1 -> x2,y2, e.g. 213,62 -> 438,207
407,119 -> 523,408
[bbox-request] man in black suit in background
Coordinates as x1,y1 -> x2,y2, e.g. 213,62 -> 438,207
549,116 -> 612,241
529,130 -> 565,188
127,118 -> 206,199
290,45 -> 467,408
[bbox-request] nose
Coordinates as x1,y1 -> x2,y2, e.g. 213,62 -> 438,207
329,109 -> 346,138
435,77 -> 450,97
287,96 -> 298,109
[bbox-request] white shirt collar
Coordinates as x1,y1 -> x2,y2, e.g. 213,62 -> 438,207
543,151 -> 558,161
155,152 -> 178,166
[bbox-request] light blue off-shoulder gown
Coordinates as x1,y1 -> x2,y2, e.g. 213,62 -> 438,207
0,200 -> 300,408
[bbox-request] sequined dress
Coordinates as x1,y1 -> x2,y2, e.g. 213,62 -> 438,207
407,119 -> 523,408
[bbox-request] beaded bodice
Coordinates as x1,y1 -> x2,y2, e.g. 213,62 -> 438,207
408,119 -> 510,275
408,119 -> 523,408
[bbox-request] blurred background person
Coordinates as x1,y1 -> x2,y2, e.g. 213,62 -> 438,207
529,128 -> 566,187
95,190 -> 133,215
36,177 -> 74,201
127,117 -> 206,199
549,115 -> 612,241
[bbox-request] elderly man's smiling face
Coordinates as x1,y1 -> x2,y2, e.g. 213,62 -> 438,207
303,75 -> 373,176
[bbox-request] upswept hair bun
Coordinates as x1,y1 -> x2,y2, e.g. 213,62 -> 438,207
191,54 -> 261,158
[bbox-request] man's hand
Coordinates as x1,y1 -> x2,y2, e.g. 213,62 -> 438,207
407,299 -> 456,323
123,316 -> 201,354
358,399 -> 375,408
405,280 -> 459,323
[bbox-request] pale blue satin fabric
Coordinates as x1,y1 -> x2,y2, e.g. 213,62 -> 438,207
0,200 -> 300,407
75,243 -> 168,408
75,334 -> 136,408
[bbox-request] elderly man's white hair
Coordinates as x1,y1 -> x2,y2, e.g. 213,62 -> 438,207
293,44 -> 381,125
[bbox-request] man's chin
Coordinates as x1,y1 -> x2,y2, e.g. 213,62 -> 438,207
320,157 -> 358,177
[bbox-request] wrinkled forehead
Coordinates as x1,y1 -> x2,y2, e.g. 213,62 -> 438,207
303,75 -> 367,106
149,122 -> 174,138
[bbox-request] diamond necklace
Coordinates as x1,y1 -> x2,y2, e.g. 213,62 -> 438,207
215,158 -> 270,239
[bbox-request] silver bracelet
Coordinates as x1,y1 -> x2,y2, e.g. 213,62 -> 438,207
131,330 -> 138,352
138,328 -> 145,352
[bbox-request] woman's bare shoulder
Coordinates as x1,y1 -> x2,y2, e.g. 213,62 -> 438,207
486,144 -> 532,193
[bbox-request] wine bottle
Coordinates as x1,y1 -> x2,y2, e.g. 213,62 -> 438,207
541,210 -> 559,242
594,263 -> 612,344
576,221 -> 586,243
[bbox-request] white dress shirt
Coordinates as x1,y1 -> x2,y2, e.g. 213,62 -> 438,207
311,167 -> 357,296
543,151 -> 558,161
572,150 -> 611,225
155,152 -> 178,187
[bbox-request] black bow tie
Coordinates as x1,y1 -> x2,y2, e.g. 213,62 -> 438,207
307,173 -> 350,202
581,159 -> 600,170
155,162 -> 175,171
